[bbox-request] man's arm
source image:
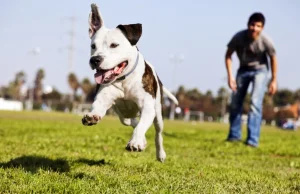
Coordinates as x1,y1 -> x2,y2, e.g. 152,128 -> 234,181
268,55 -> 277,95
225,31 -> 241,92
225,48 -> 237,92
264,36 -> 277,95
270,55 -> 277,82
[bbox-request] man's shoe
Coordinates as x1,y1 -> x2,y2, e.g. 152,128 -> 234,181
244,142 -> 257,148
226,138 -> 241,142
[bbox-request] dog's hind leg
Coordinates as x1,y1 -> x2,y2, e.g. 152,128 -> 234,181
153,103 -> 166,162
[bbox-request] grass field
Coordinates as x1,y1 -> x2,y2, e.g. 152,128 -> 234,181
0,111 -> 300,193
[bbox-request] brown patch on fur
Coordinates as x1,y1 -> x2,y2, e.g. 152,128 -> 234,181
142,62 -> 157,98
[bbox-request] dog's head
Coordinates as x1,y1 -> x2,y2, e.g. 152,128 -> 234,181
88,4 -> 142,85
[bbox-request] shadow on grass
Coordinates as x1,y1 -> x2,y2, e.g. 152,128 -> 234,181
71,172 -> 97,180
0,155 -> 70,173
75,158 -> 110,166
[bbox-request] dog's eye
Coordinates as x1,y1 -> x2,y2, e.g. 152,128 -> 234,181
91,44 -> 96,49
110,43 -> 119,48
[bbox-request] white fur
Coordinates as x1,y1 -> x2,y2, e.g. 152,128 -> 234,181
83,4 -> 178,162
91,27 -> 136,72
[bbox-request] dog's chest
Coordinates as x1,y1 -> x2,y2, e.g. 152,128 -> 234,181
114,99 -> 140,118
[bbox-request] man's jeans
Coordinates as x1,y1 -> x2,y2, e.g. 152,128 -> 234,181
227,66 -> 270,147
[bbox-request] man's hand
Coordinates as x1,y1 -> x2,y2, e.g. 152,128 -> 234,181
225,48 -> 236,92
228,77 -> 237,92
268,80 -> 277,96
268,55 -> 277,96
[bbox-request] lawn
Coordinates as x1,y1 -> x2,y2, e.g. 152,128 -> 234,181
0,111 -> 300,193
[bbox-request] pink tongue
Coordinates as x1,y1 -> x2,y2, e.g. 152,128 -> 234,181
94,62 -> 127,84
114,62 -> 126,74
94,70 -> 114,84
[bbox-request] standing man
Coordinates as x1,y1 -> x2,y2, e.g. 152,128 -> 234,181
225,13 -> 277,147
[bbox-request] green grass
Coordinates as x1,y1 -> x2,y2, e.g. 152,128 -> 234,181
0,111 -> 300,193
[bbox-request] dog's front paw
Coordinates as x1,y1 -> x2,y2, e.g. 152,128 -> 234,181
82,114 -> 101,126
126,136 -> 147,152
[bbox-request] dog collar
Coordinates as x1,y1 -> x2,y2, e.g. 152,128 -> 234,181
116,52 -> 139,81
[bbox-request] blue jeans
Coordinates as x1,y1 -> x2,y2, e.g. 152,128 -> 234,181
227,66 -> 270,146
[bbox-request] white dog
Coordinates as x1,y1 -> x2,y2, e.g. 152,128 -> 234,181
82,4 -> 178,162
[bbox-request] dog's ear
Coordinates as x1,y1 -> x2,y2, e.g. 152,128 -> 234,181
89,4 -> 104,38
116,24 -> 142,45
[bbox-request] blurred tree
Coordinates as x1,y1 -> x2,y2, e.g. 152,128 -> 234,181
263,94 -> 273,106
202,90 -> 214,114
273,89 -> 294,107
15,71 -> 26,82
176,85 -> 186,101
85,85 -> 98,103
15,71 -> 27,100
293,89 -> 300,102
216,87 -> 228,117
217,87 -> 227,98
262,94 -> 275,123
205,90 -> 213,98
186,88 -> 202,101
34,69 -> 45,102
43,88 -> 62,101
0,86 -> 10,99
68,72 -> 80,101
4,71 -> 27,100
81,78 -> 93,102
177,85 -> 185,94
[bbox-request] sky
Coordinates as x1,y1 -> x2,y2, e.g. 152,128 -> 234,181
0,0 -> 299,95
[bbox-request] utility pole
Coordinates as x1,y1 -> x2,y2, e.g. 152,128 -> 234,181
26,47 -> 41,111
67,16 -> 76,73
168,54 -> 184,120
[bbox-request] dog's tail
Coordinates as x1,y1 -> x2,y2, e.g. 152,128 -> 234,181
163,86 -> 179,105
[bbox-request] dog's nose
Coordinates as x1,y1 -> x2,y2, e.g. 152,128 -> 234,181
89,56 -> 103,69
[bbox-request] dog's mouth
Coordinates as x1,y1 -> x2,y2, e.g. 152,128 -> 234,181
94,61 -> 128,84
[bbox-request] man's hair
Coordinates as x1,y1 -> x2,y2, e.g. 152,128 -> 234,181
248,12 -> 265,26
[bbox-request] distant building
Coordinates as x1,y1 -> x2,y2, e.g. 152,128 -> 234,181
0,98 -> 23,111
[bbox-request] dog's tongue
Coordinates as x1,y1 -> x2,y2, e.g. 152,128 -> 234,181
94,62 -> 127,84
114,62 -> 126,74
94,70 -> 114,84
